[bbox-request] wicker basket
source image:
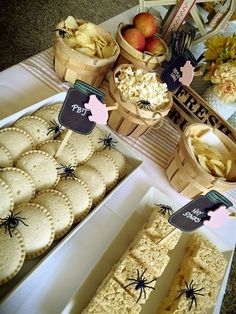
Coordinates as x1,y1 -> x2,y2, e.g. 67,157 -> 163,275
106,64 -> 173,137
115,23 -> 168,71
53,20 -> 120,87
166,124 -> 236,198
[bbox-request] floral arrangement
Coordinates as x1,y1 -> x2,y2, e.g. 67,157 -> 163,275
203,34 -> 236,103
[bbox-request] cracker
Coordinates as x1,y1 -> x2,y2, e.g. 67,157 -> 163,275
33,105 -> 61,124
113,254 -> 156,304
60,131 -> 94,164
32,189 -> 74,240
85,152 -> 119,191
129,230 -> 169,277
0,127 -> 34,162
14,116 -> 53,145
0,167 -> 35,205
14,203 -> 55,259
84,278 -> 141,314
100,149 -> 127,179
89,127 -> 106,151
55,177 -> 92,223
0,228 -> 25,285
15,150 -> 59,191
75,165 -> 106,207
37,140 -> 78,166
0,178 -> 14,219
0,145 -> 13,167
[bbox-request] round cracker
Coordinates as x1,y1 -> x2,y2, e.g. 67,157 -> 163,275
55,177 -> 92,223
100,149 -> 127,179
37,140 -> 78,166
0,167 -> 35,205
60,131 -> 94,164
85,152 -> 118,191
32,189 -> 74,240
15,150 -> 59,192
14,203 -> 55,259
0,178 -> 14,219
89,127 -> 105,151
0,228 -> 25,285
0,128 -> 34,162
14,116 -> 53,145
33,105 -> 61,124
0,145 -> 13,168
75,165 -> 106,207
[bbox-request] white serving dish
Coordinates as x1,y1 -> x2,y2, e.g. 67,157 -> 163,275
0,92 -> 143,301
62,187 -> 234,314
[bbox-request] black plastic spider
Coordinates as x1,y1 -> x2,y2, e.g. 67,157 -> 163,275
47,120 -> 63,138
175,280 -> 204,311
124,269 -> 157,303
56,163 -> 77,179
156,204 -> 174,216
137,100 -> 152,111
53,28 -> 69,38
0,211 -> 28,237
98,134 -> 118,150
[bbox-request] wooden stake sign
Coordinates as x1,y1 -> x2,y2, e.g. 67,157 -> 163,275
168,190 -> 233,232
55,81 -> 118,157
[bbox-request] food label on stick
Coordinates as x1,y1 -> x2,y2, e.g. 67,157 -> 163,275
168,190 -> 232,232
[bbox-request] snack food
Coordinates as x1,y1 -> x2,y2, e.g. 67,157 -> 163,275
0,178 -> 14,219
0,145 -> 13,167
0,167 -> 35,205
13,203 -> 55,259
99,149 -> 127,179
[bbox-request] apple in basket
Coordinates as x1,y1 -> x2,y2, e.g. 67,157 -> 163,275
145,36 -> 166,55
122,28 -> 145,51
133,12 -> 157,38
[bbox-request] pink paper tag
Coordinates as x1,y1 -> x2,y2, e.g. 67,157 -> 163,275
179,61 -> 194,86
203,206 -> 230,229
84,95 -> 108,125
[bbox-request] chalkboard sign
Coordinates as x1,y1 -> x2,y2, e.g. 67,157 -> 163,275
168,190 -> 232,232
58,81 -> 106,135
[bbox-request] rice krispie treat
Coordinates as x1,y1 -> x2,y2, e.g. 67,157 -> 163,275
0,128 -> 34,162
14,116 -> 53,145
82,278 -> 141,314
113,254 -> 156,304
129,230 -> 170,277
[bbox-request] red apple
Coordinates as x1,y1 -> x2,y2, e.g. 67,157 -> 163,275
133,12 -> 157,38
122,28 -> 145,51
145,36 -> 166,55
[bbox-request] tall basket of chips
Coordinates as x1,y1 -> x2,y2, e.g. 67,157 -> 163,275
166,124 -> 236,198
53,16 -> 120,87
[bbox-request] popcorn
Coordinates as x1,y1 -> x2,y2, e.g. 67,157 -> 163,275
115,66 -> 169,110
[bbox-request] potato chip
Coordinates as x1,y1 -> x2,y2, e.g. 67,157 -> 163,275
210,159 -> 225,171
102,45 -> 117,58
76,47 -> 95,57
78,23 -> 97,36
65,16 -> 79,30
63,37 -> 77,48
226,160 -> 232,175
197,154 -> 211,174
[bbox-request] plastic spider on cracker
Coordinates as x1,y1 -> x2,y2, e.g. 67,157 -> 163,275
0,211 -> 28,237
56,164 -> 77,179
175,280 -> 204,311
47,120 -> 63,139
98,134 -> 118,150
124,268 -> 157,303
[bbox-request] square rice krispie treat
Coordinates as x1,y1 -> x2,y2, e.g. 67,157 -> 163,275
187,234 -> 227,281
151,228 -> 182,251
85,277 -> 141,314
129,230 -> 170,277
145,205 -> 177,240
113,254 -> 156,304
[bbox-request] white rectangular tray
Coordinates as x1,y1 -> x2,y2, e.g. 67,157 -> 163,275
0,92 -> 143,301
62,187 -> 234,314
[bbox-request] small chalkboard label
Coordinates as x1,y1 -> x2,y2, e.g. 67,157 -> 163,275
58,88 -> 96,135
168,190 -> 232,232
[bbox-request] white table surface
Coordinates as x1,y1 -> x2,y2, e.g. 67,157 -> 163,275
0,6 -> 235,314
